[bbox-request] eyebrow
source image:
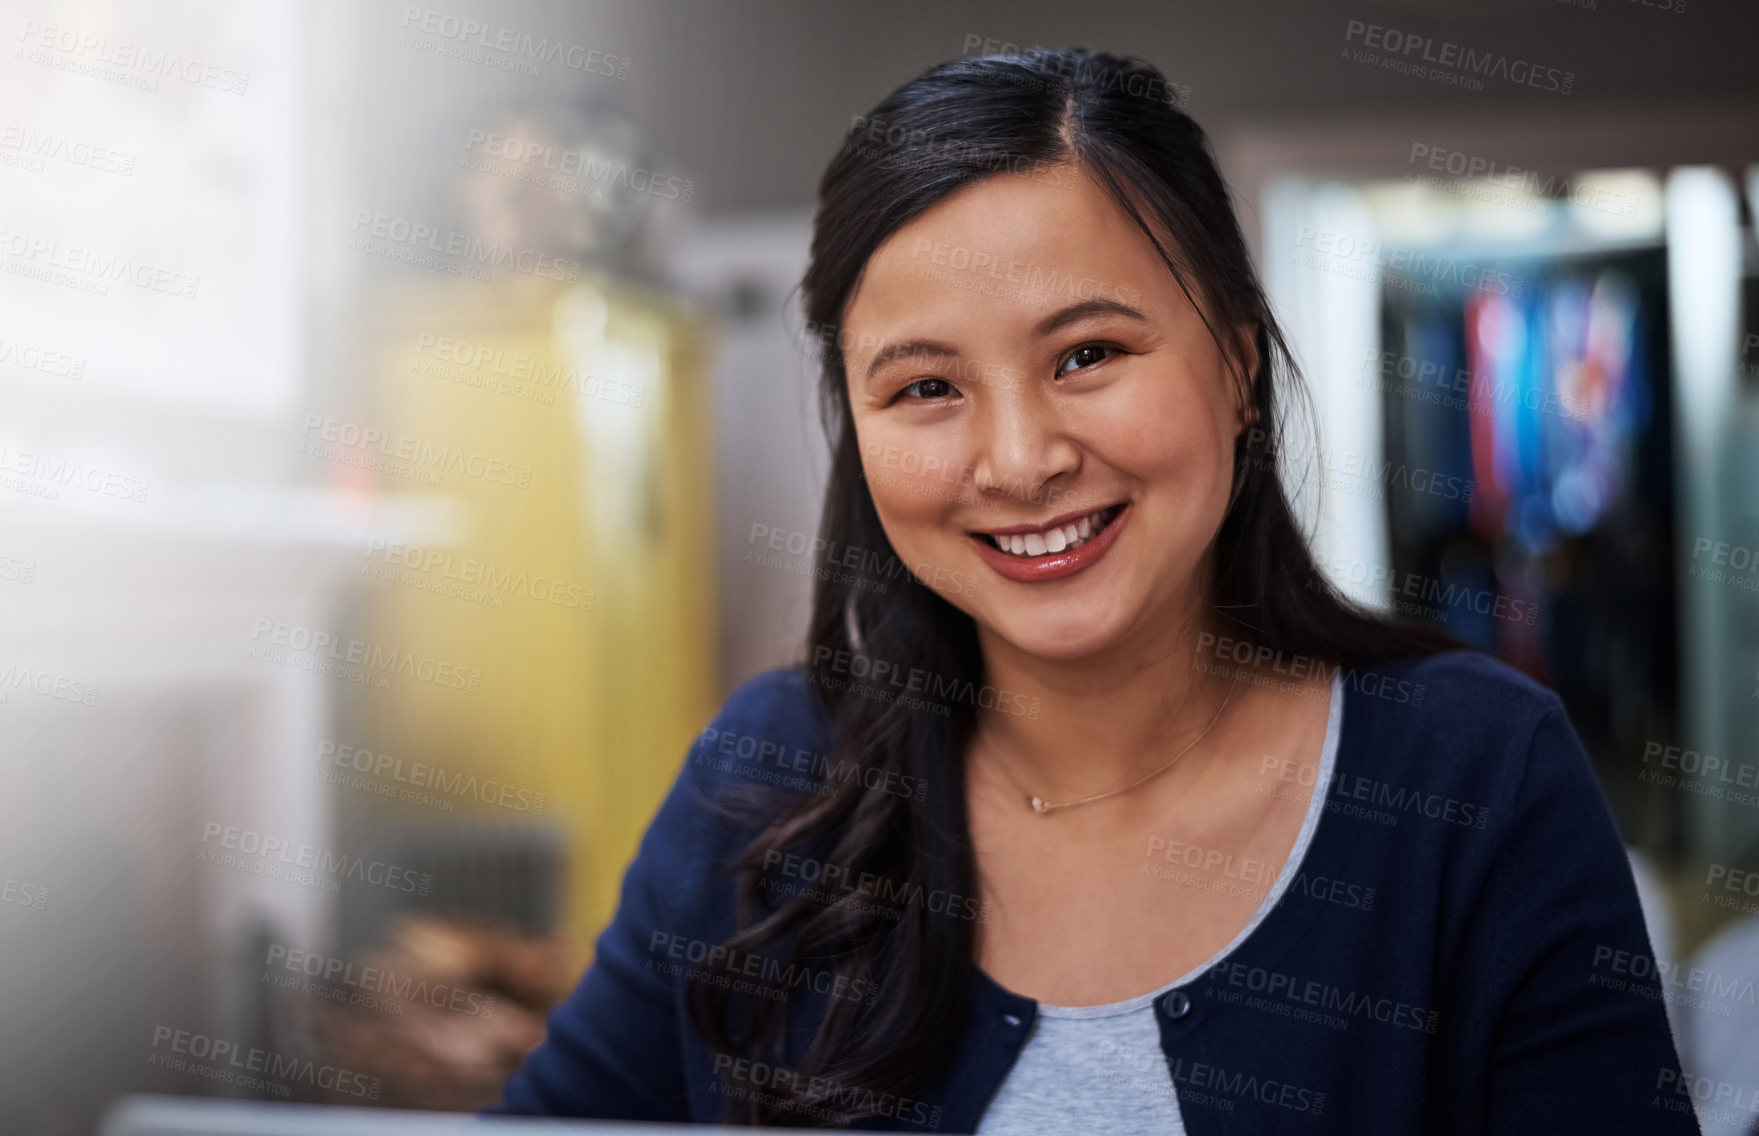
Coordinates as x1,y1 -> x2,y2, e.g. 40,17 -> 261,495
861,298 -> 1148,385
862,339 -> 958,385
1034,297 -> 1148,337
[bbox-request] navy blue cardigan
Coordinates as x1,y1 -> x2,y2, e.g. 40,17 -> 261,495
491,649 -> 1701,1133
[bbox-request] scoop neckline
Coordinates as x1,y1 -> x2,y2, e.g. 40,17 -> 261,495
986,668 -> 1346,1020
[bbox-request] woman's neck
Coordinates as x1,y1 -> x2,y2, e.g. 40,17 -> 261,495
970,604 -> 1244,810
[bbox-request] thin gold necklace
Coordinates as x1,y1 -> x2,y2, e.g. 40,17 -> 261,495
984,674 -> 1241,816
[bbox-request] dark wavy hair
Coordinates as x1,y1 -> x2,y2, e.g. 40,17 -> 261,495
687,46 -> 1466,1126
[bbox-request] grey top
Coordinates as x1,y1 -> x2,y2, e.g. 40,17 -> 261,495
974,670 -> 1346,1135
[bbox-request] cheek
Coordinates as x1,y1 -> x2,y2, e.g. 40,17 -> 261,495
1088,386 -> 1228,490
855,428 -> 972,540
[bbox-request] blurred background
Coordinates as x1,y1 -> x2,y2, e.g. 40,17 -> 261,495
1,0 -> 1756,1131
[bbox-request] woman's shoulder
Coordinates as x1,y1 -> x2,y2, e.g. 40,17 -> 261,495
687,664 -> 833,785
627,666 -> 831,924
1370,646 -> 1565,724
714,663 -> 827,734
654,665 -> 834,840
1335,647 -> 1586,826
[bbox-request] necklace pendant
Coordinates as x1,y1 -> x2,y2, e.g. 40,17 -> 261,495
1028,795 -> 1050,815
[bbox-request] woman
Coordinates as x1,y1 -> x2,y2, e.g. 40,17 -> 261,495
493,48 -> 1696,1134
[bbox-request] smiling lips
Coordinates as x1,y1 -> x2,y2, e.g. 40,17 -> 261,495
968,502 -> 1129,583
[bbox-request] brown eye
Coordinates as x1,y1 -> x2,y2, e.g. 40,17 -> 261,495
899,377 -> 955,401
1058,344 -> 1114,376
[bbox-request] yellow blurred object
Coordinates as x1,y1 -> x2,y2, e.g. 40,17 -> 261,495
353,269 -> 719,966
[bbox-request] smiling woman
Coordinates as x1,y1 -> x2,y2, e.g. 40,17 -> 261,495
841,161 -> 1252,620
492,47 -> 1697,1136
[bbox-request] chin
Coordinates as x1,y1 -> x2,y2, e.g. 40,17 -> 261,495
983,606 -> 1128,662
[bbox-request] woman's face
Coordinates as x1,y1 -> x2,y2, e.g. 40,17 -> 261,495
839,161 -> 1256,663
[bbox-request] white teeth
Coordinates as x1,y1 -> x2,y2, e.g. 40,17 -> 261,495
987,506 -> 1118,559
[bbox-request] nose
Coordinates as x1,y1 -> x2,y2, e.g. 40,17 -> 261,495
969,382 -> 1080,506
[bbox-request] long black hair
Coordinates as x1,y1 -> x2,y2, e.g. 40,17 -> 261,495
687,46 -> 1466,1126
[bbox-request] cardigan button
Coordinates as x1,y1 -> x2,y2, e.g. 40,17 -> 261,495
1002,1013 -> 1023,1027
1160,991 -> 1192,1020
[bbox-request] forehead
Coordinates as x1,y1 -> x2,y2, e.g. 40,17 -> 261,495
842,162 -> 1174,351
